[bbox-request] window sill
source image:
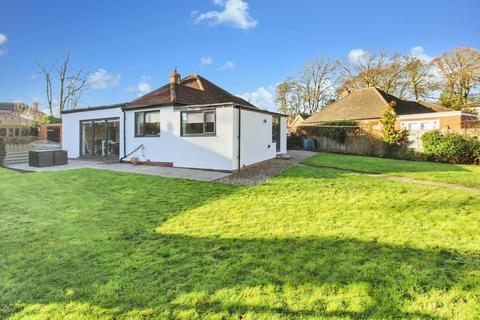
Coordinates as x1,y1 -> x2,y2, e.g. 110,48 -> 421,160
181,133 -> 216,137
134,135 -> 161,138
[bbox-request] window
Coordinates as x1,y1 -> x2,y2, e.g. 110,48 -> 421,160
135,110 -> 160,137
272,116 -> 281,152
400,120 -> 439,131
181,110 -> 216,136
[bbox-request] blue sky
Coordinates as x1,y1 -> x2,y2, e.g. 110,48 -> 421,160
0,0 -> 479,113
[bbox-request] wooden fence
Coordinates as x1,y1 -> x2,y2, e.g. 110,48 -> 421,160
309,128 -> 480,156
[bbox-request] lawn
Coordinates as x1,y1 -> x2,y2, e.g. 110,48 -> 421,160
1,165 -> 479,319
304,152 -> 480,188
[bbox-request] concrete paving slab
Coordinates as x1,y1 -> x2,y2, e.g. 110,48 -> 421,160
4,160 -> 230,182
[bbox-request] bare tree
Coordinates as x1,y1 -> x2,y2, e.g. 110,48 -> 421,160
36,59 -> 54,115
340,50 -> 389,90
37,52 -> 88,114
276,58 -> 339,115
340,50 -> 410,98
56,52 -> 88,112
302,58 -> 340,113
433,48 -> 480,107
404,57 -> 438,101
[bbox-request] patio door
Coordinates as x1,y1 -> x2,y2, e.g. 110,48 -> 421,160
80,118 -> 120,158
272,116 -> 281,152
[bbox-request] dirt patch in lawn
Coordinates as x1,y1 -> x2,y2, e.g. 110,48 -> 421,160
217,150 -> 317,186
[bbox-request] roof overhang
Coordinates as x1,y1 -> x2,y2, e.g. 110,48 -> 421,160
61,101 -> 287,118
173,102 -> 287,117
397,111 -> 476,119
303,117 -> 379,125
61,103 -> 126,114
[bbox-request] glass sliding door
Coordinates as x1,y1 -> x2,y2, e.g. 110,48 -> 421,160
94,120 -> 106,156
106,119 -> 120,157
81,121 -> 94,156
80,118 -> 120,158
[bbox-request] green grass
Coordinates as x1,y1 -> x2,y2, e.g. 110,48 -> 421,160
1,166 -> 479,319
304,152 -> 480,188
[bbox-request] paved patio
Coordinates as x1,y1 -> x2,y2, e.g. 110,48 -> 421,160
5,160 -> 231,182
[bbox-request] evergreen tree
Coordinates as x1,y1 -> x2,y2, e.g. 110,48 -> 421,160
380,102 -> 403,145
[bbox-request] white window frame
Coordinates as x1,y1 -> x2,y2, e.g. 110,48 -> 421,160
400,120 -> 440,131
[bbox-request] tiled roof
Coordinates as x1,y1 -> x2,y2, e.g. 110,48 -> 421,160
416,101 -> 452,112
304,88 -> 451,124
124,74 -> 256,110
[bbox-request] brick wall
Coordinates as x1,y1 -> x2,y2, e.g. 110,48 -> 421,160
395,114 -> 476,130
38,124 -> 62,143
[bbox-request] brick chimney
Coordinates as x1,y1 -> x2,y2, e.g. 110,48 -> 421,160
169,67 -> 181,84
340,89 -> 351,99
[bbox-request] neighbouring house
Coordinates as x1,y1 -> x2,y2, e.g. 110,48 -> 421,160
288,113 -> 311,134
0,101 -> 45,121
303,87 -> 478,130
0,102 -> 46,138
0,113 -> 32,138
61,70 -> 287,171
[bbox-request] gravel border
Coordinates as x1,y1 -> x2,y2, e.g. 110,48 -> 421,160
216,150 -> 317,186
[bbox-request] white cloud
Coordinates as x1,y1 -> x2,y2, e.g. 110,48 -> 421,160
409,46 -> 433,63
88,69 -> 121,89
347,49 -> 366,64
140,74 -> 151,81
200,56 -> 214,66
127,79 -> 151,97
28,73 -> 38,80
0,33 -> 7,44
194,0 -> 257,29
239,86 -> 275,110
348,46 -> 435,64
0,33 -> 8,56
220,60 -> 235,70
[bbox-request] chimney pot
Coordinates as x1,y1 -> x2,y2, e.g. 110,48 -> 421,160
340,89 -> 351,99
169,67 -> 181,84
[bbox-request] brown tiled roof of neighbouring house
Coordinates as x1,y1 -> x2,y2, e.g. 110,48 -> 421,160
303,87 -> 451,124
413,101 -> 451,112
124,73 -> 256,110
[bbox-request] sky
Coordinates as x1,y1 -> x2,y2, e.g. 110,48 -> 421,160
0,0 -> 479,114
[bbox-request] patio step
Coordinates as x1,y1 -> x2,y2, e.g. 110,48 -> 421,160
2,151 -> 29,165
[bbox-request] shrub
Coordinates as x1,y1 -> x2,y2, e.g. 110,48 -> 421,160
422,130 -> 480,164
31,115 -> 61,129
380,102 -> 406,145
421,130 -> 444,155
298,120 -> 358,143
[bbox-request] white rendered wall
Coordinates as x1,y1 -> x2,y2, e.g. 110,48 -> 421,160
62,105 -> 287,171
233,108 -> 288,170
124,106 -> 235,171
61,107 -> 124,158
